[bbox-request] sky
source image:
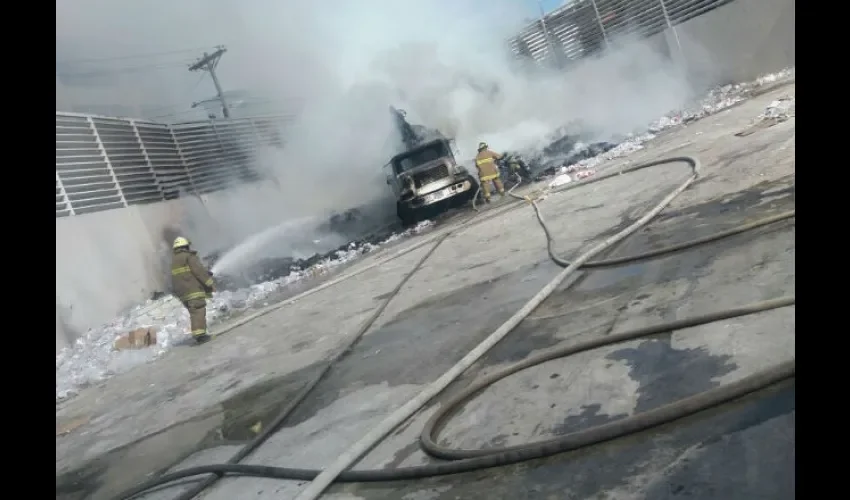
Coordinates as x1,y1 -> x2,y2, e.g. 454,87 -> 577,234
55,0 -> 547,119
538,0 -> 569,14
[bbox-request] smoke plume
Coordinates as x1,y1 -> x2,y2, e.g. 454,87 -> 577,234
57,0 -> 697,271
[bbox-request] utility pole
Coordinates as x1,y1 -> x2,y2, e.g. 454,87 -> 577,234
189,46 -> 230,119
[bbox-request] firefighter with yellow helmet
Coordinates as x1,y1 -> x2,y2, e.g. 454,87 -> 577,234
170,236 -> 215,344
474,141 -> 506,203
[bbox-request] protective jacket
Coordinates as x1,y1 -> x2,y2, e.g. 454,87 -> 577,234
171,248 -> 214,303
474,149 -> 503,181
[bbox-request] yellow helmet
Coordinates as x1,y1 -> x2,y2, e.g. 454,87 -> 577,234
478,142 -> 488,151
173,236 -> 190,249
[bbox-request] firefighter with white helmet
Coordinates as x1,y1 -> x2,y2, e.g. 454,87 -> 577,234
170,237 -> 215,344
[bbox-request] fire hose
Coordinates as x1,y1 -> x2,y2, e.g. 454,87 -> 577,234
114,156 -> 795,500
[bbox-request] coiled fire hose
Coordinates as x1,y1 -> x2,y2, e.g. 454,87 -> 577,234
114,156 -> 795,500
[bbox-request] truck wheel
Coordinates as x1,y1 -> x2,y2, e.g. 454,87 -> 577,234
397,203 -> 418,228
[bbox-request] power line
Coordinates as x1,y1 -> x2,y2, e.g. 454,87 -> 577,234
56,61 -> 196,77
149,108 -> 205,120
188,73 -> 208,93
135,74 -> 209,114
58,47 -> 215,65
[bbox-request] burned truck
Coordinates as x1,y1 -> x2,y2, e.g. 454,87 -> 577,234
384,107 -> 478,226
384,137 -> 478,227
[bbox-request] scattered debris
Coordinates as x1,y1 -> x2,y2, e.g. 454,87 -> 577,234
113,327 -> 158,351
762,96 -> 795,120
547,163 -> 598,188
735,96 -> 795,137
754,67 -> 795,87
549,173 -> 573,188
649,67 -> 794,134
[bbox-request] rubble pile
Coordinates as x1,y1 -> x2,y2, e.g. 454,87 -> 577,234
650,67 -> 795,133
540,68 -> 795,186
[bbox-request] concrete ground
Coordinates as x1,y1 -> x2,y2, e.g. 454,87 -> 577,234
56,82 -> 795,500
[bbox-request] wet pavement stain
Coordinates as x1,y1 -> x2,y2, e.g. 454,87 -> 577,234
550,403 -> 629,436
55,365 -> 324,500
575,261 -> 650,292
56,410 -> 229,500
383,439 -> 424,470
483,320 -> 581,365
215,369 -> 324,441
605,335 -> 737,413
657,176 -> 794,224
57,459 -> 109,500
637,382 -> 795,500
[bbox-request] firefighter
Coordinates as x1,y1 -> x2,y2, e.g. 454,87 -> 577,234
474,142 -> 505,203
170,236 -> 215,344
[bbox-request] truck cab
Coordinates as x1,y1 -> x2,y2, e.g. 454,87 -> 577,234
384,138 -> 479,227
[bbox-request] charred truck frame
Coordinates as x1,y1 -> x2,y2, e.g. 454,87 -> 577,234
384,107 -> 478,227
384,137 -> 478,227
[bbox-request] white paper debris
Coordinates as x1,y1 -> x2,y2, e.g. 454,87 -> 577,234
760,97 -> 795,121
549,173 -> 573,188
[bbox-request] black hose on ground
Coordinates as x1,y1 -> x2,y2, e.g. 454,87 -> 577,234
116,158 -> 795,499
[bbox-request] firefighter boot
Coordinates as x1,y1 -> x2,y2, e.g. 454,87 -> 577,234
480,180 -> 492,203
493,178 -> 506,200
186,299 -> 210,344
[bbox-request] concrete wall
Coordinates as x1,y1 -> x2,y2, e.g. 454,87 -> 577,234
56,304 -> 71,353
56,181 -> 291,353
658,0 -> 795,87
56,200 -> 185,352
